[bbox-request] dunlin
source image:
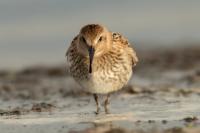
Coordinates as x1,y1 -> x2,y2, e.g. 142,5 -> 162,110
66,24 -> 138,114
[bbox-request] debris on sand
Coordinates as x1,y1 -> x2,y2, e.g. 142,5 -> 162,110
162,120 -> 168,124
148,120 -> 155,123
0,108 -> 25,116
0,102 -> 56,116
0,110 -> 20,116
31,102 -> 56,112
183,116 -> 198,123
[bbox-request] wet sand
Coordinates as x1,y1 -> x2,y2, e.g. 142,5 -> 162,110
0,46 -> 200,133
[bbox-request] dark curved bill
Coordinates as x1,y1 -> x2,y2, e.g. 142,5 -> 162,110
88,46 -> 95,73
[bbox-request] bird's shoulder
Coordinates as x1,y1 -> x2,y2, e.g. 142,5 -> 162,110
112,32 -> 129,46
111,32 -> 138,66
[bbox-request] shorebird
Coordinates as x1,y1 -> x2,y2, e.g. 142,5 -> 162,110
66,24 -> 138,114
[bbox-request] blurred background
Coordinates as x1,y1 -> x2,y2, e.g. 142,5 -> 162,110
1,2 -> 200,132
0,0 -> 200,70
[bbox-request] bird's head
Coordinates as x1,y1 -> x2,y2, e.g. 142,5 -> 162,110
77,24 -> 112,73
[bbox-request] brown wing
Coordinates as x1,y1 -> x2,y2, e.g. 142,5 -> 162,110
112,32 -> 138,67
66,36 -> 78,58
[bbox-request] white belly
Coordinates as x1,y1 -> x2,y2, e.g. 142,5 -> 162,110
78,69 -> 132,94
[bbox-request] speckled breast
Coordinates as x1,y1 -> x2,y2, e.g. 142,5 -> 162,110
69,53 -> 133,94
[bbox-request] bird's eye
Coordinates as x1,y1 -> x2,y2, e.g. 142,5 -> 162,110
82,37 -> 86,43
98,36 -> 103,42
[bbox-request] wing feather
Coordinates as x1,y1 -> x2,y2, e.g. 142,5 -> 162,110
112,32 -> 138,67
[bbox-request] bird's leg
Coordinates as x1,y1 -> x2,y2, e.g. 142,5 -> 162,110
93,94 -> 100,114
104,93 -> 110,114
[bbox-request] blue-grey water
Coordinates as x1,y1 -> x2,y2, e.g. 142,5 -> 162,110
0,0 -> 200,69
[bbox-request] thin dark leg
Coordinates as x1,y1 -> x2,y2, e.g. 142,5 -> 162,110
104,93 -> 110,114
93,94 -> 100,114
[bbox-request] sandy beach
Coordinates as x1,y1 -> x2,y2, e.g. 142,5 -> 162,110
0,47 -> 200,133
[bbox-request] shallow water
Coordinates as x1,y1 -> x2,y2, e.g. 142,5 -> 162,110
0,92 -> 200,133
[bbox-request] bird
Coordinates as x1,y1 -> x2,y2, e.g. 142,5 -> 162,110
66,24 -> 138,114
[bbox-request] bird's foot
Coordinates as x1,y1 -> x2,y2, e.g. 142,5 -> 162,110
104,105 -> 110,114
104,94 -> 110,114
94,106 -> 100,115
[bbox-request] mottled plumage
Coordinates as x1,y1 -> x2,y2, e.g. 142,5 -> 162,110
66,24 -> 138,114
